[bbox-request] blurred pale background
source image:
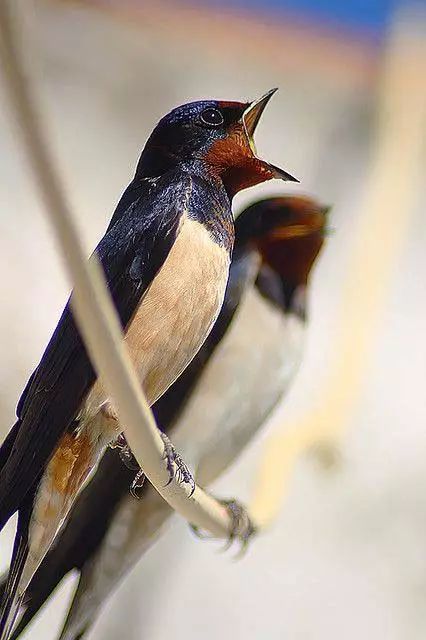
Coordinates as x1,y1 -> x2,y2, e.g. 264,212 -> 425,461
0,0 -> 425,638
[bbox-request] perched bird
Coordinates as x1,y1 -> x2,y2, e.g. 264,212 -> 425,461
0,90 -> 297,639
3,196 -> 328,640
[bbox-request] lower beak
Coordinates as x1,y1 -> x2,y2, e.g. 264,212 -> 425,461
241,89 -> 299,183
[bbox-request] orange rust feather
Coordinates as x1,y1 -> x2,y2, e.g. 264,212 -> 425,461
49,432 -> 93,499
204,124 -> 275,196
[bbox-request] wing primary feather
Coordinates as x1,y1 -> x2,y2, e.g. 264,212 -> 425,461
0,497 -> 33,640
0,422 -> 21,475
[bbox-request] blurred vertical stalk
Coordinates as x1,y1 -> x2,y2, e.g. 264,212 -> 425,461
252,6 -> 426,528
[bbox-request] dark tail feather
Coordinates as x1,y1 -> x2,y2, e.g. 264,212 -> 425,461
0,529 -> 27,640
0,422 -> 21,474
0,497 -> 32,640
0,503 -> 16,536
0,421 -> 23,534
7,553 -> 76,640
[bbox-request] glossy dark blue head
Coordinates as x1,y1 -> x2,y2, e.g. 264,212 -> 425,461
137,90 -> 298,197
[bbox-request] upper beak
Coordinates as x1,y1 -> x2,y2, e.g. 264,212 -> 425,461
242,88 -> 278,141
241,88 -> 299,183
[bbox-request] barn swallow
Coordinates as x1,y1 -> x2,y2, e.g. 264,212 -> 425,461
0,90 -> 297,639
2,196 -> 328,640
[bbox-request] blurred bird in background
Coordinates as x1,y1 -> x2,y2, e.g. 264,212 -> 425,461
2,195 -> 328,640
0,91 -> 297,640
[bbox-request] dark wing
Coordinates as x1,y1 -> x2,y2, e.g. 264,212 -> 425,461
105,176 -> 153,233
4,244 -> 259,640
0,171 -> 187,529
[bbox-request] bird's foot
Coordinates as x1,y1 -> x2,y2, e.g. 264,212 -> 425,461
130,468 -> 146,499
110,433 -> 140,470
111,432 -> 195,498
110,433 -> 146,498
190,498 -> 257,556
161,433 -> 195,496
222,499 -> 257,553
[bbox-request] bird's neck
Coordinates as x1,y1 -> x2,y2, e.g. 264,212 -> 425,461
182,165 -> 235,253
136,146 -> 269,200
255,265 -> 308,319
134,154 -> 235,251
136,145 -> 183,177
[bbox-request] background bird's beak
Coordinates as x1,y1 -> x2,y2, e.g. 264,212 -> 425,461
241,89 -> 299,183
268,223 -> 319,240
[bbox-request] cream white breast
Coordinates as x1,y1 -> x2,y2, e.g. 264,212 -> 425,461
84,215 -> 230,417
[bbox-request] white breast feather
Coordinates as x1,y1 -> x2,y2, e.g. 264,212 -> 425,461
84,215 -> 230,419
171,283 -> 306,484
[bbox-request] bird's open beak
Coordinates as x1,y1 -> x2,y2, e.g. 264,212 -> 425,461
241,89 -> 299,183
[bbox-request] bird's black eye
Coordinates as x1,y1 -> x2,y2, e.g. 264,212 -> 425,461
200,107 -> 224,127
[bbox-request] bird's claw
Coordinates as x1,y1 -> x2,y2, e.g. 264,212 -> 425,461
109,432 -> 126,450
111,432 -> 195,498
110,433 -> 145,498
119,446 -> 140,472
160,433 -> 195,496
190,498 -> 257,557
110,432 -> 140,470
220,499 -> 257,556
130,468 -> 146,499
